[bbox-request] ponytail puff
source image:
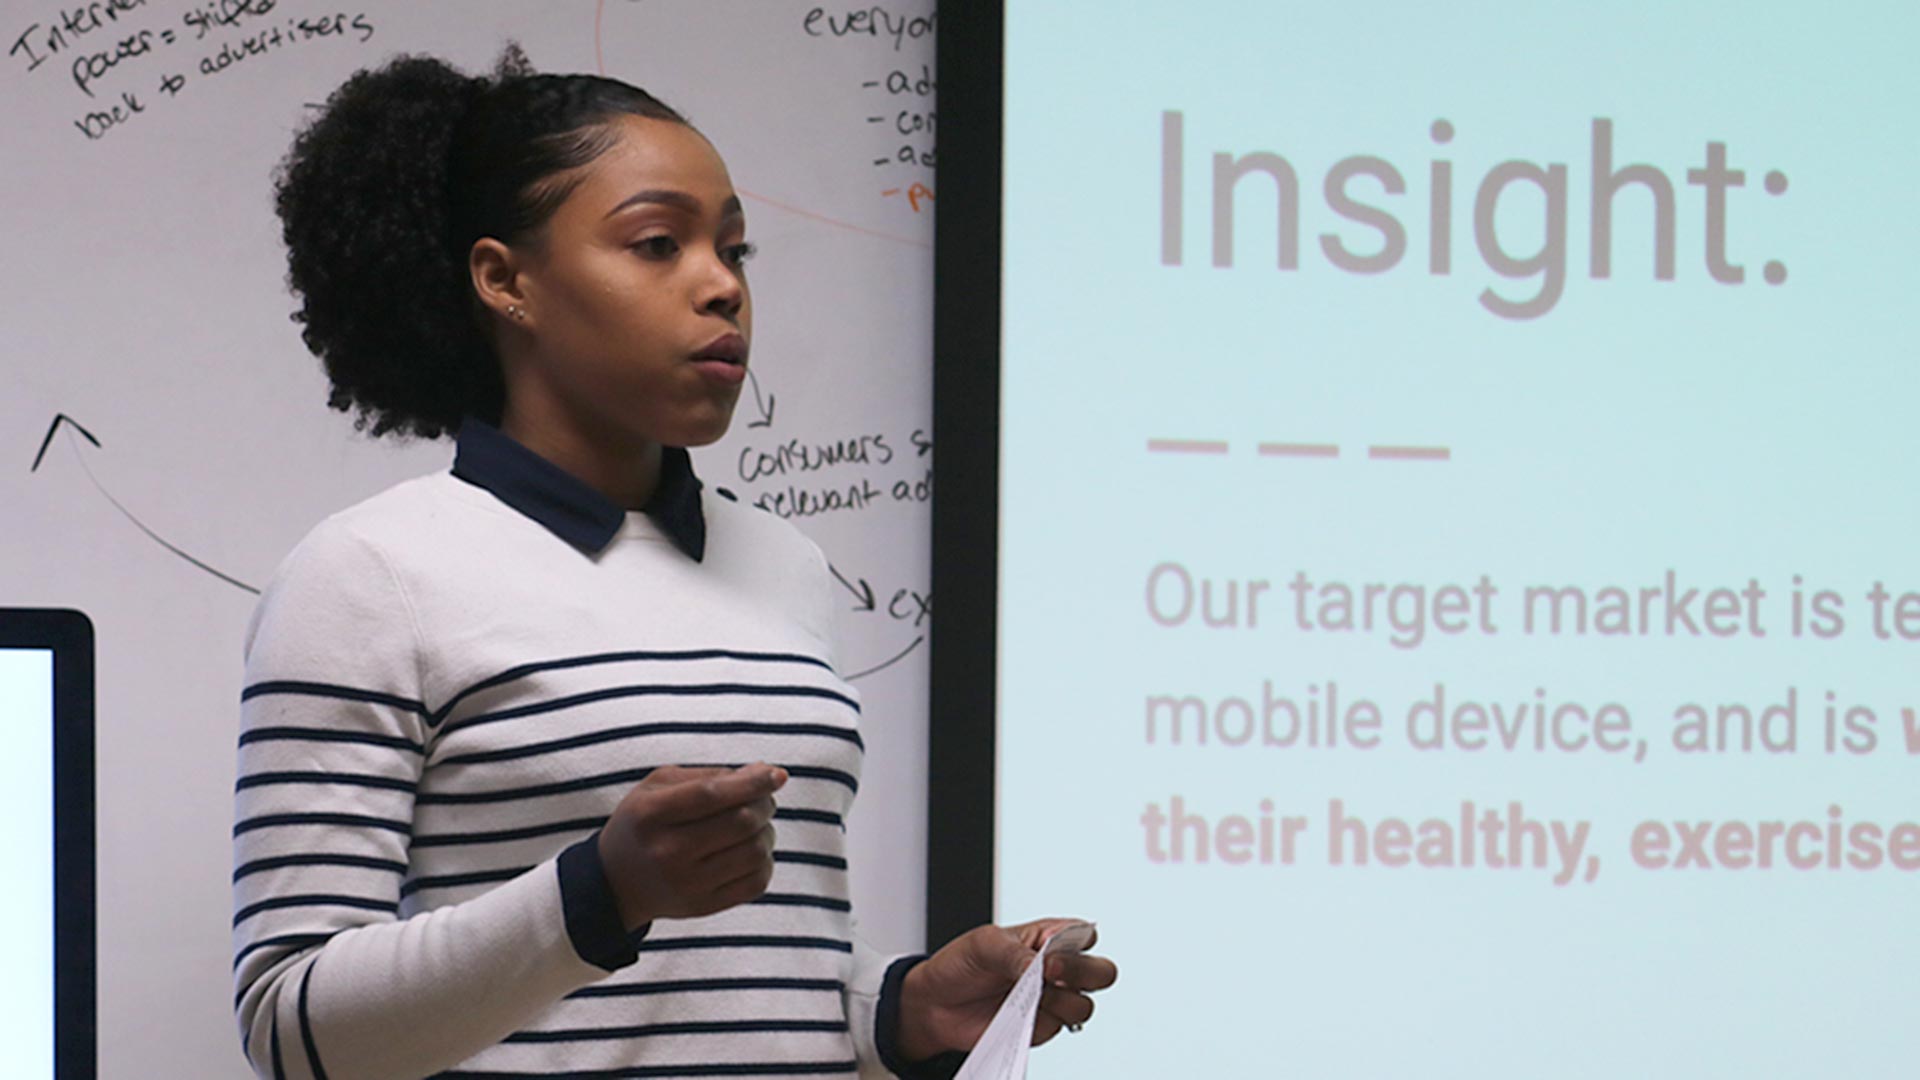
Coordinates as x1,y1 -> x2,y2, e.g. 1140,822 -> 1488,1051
274,44 -> 685,439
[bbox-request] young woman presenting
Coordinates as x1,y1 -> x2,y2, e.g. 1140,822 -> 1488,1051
230,47 -> 1115,1079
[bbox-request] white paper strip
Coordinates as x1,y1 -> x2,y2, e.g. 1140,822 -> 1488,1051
952,922 -> 1096,1080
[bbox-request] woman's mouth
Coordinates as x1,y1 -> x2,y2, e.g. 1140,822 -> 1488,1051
692,332 -> 749,384
694,332 -> 748,363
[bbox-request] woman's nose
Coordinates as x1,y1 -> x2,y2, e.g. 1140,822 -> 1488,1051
699,254 -> 745,316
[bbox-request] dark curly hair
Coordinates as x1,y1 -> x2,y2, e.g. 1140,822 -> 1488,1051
273,45 -> 689,438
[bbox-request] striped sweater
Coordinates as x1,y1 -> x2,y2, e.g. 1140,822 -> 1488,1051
232,421 -> 919,1079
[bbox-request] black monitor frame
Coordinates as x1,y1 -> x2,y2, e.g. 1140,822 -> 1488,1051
0,608 -> 97,1078
927,2 -> 1005,946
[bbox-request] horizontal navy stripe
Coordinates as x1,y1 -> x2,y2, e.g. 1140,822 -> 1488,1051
587,763 -> 856,794
567,977 -> 844,1000
776,765 -> 858,792
442,683 -> 861,740
235,854 -> 407,883
635,935 -> 851,954
235,771 -> 418,794
240,726 -> 425,754
750,893 -> 852,913
434,1060 -> 857,1079
433,648 -> 836,726
772,851 -> 847,870
440,721 -> 862,766
414,766 -> 661,806
234,893 -> 398,927
400,866 -> 526,897
402,849 -> 835,897
505,1018 -> 847,1043
233,931 -> 336,972
234,812 -> 412,837
411,818 -> 841,850
410,816 -> 604,848
415,762 -> 857,806
244,680 -> 429,716
773,808 -> 844,828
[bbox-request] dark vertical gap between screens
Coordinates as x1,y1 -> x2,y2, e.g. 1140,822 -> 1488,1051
928,1 -> 1005,947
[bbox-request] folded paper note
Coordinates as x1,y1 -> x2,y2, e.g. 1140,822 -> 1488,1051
953,922 -> 1097,1080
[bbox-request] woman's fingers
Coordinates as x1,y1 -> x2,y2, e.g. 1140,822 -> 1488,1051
598,765 -> 786,923
672,795 -> 777,859
1045,951 -> 1119,992
691,824 -> 778,891
1042,986 -> 1094,1025
1032,986 -> 1095,1045
1011,917 -> 1093,951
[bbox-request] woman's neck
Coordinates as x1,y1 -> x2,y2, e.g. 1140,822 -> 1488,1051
500,399 -> 665,511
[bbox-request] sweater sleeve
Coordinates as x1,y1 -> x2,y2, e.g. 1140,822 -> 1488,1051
850,941 -> 969,1080
230,519 -> 630,1079
847,932 -> 899,1076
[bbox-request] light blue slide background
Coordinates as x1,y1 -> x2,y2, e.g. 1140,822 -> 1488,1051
0,649 -> 55,1076
998,4 -> 1916,1077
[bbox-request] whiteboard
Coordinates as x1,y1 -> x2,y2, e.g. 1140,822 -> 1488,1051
0,2 -> 937,1074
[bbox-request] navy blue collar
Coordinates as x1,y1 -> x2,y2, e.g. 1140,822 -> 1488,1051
451,418 -> 706,561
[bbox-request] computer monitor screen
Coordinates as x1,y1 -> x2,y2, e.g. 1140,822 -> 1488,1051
0,608 -> 93,1078
0,645 -> 56,1076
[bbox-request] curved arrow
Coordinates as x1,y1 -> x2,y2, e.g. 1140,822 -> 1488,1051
746,368 -> 776,429
31,414 -> 261,596
845,635 -> 925,682
828,564 -> 876,612
31,413 -> 98,470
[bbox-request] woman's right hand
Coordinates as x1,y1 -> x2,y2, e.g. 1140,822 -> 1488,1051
595,763 -> 788,929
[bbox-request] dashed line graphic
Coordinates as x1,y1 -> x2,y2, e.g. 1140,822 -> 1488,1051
1145,439 -> 1230,455
1258,442 -> 1339,458
1368,445 -> 1451,461
1148,439 -> 1453,461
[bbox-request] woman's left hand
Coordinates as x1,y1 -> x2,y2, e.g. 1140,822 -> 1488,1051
894,918 -> 1118,1062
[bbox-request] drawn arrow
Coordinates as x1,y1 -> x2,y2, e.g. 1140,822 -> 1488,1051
31,413 -> 98,470
31,413 -> 261,595
828,564 -> 876,612
846,635 -> 924,682
746,368 -> 776,428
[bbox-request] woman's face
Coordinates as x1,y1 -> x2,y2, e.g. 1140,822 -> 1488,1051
506,115 -> 753,451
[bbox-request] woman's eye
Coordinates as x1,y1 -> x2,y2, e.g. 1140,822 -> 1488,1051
724,241 -> 758,269
633,236 -> 679,258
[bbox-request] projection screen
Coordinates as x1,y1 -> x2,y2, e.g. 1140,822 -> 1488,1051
937,3 -> 1919,1077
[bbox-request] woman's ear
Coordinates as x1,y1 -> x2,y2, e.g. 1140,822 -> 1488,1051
469,237 -> 530,327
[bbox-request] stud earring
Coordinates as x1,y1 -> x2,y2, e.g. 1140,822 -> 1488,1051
507,304 -> 526,321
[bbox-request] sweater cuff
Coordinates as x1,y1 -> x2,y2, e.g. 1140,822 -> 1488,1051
556,832 -> 648,972
876,954 -> 967,1080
